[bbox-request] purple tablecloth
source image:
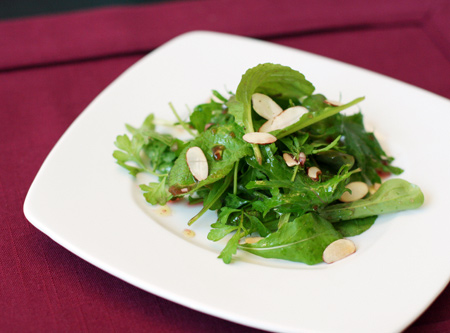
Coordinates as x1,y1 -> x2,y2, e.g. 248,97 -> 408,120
1,0 -> 449,331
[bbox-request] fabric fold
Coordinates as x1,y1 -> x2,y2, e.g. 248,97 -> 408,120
0,0 -> 433,71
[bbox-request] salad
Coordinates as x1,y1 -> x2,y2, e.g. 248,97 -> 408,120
113,63 -> 424,265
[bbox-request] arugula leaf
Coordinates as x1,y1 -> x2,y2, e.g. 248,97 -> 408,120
319,178 -> 424,222
275,97 -> 365,138
246,166 -> 357,215
245,214 -> 271,237
217,212 -> 249,264
188,173 -> 232,225
238,213 -> 341,264
207,224 -> 239,242
218,228 -> 244,264
338,112 -> 403,184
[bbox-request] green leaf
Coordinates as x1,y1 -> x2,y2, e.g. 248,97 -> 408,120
114,115 -> 184,176
245,214 -> 271,237
239,213 -> 341,265
113,134 -> 147,176
216,212 -> 249,264
218,227 -> 244,264
319,178 -> 424,222
167,123 -> 252,195
246,166 -> 357,215
207,224 -> 239,242
140,176 -> 172,206
301,94 -> 328,112
338,112 -> 402,184
333,216 -> 377,236
188,173 -> 232,225
275,97 -> 365,139
224,193 -> 250,209
190,101 -> 222,133
228,63 -> 315,163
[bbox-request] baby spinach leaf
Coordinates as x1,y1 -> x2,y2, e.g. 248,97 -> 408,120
333,216 -> 377,236
320,178 -> 424,222
239,213 -> 341,264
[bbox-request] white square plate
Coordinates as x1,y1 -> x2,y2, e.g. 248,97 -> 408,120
24,31 -> 450,333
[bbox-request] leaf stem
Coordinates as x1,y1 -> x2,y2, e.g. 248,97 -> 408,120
233,161 -> 239,195
291,165 -> 299,182
168,102 -> 196,137
134,157 -> 168,177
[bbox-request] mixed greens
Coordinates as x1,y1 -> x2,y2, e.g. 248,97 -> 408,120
114,63 -> 424,265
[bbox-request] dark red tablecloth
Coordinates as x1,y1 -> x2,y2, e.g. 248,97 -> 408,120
1,0 -> 449,331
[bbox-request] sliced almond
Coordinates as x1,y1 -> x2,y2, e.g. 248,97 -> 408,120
243,132 -> 277,145
307,166 -> 322,181
369,182 -> 381,195
259,106 -> 308,132
258,118 -> 275,132
298,152 -> 307,167
244,236 -> 264,244
283,153 -> 299,167
186,147 -> 208,181
324,99 -> 342,107
323,239 -> 356,264
339,181 -> 369,202
251,93 -> 283,120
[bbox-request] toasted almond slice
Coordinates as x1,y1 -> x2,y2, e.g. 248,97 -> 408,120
245,236 -> 264,244
339,181 -> 369,202
323,239 -> 356,264
243,132 -> 277,145
271,106 -> 308,130
283,153 -> 300,167
324,99 -> 342,107
258,118 -> 275,132
307,166 -> 322,181
186,147 -> 208,181
252,93 -> 283,120
298,152 -> 307,167
259,106 -> 308,132
369,182 -> 381,195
